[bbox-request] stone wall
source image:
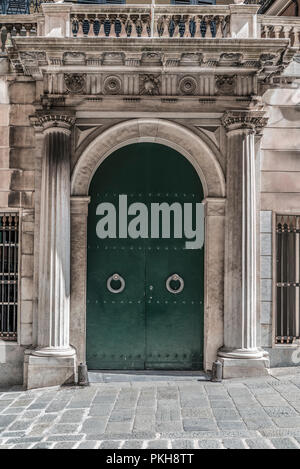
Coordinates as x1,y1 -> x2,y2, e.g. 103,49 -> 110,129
0,66 -> 36,386
260,62 -> 300,366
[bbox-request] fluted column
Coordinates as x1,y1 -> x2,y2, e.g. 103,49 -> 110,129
218,110 -> 269,377
34,115 -> 75,356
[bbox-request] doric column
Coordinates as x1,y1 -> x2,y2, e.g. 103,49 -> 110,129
218,110 -> 270,378
24,113 -> 77,389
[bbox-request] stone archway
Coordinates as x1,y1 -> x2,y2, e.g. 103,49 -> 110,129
70,118 -> 226,371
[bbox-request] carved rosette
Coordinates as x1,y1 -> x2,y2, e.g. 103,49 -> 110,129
179,76 -> 197,95
103,75 -> 122,95
222,111 -> 268,134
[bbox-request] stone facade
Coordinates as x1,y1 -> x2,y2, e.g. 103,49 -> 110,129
0,2 -> 300,388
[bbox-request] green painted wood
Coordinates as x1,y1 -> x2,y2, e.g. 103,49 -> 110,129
87,143 -> 204,370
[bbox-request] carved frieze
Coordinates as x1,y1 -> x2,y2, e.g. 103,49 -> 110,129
216,75 -> 236,96
139,74 -> 161,95
64,74 -> 86,94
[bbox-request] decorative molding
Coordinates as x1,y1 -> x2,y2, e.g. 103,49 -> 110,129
179,76 -> 197,95
103,75 -> 122,95
30,114 -> 76,134
64,73 -> 86,94
221,110 -> 268,133
216,75 -> 237,96
139,74 -> 160,96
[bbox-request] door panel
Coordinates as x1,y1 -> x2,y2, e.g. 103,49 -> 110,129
145,249 -> 204,370
86,143 -> 204,370
87,247 -> 146,369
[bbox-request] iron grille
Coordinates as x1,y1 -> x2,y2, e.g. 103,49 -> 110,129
276,215 -> 300,344
0,213 -> 19,341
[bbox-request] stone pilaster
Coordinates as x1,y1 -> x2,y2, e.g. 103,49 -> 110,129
218,110 -> 270,378
24,113 -> 77,390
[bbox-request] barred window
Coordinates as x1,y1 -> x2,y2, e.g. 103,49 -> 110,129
0,213 -> 19,341
276,215 -> 300,344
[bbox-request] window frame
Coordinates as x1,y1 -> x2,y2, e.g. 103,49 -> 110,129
0,210 -> 21,343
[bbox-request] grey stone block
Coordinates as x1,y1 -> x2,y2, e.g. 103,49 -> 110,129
99,440 -> 122,449
89,405 -> 113,417
264,406 -> 297,417
261,302 -> 272,325
197,439 -> 222,449
245,438 -> 273,449
217,421 -> 246,431
261,279 -> 272,302
146,440 -> 169,449
261,233 -> 272,256
76,441 -> 99,449
53,442 -> 78,449
122,440 -> 144,449
32,442 -> 54,449
222,438 -> 247,449
49,423 -> 80,434
183,419 -> 218,431
261,256 -> 272,280
271,437 -> 300,449
59,409 -> 86,423
171,439 -> 195,449
7,420 -> 33,431
260,211 -> 272,234
105,421 -> 132,433
213,409 -> 241,421
81,418 -> 107,434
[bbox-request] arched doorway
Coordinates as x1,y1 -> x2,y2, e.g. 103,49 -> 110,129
86,142 -> 205,370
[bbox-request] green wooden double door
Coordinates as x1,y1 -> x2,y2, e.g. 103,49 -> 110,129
87,143 -> 204,370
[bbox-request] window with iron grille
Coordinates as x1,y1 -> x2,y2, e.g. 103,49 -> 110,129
276,215 -> 300,344
0,213 -> 19,341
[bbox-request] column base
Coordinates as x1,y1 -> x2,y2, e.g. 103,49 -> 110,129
24,349 -> 77,390
218,355 -> 270,379
218,347 -> 270,378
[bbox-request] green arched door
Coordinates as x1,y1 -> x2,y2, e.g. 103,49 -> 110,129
87,143 -> 204,370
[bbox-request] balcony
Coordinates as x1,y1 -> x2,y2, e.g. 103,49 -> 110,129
0,2 -> 300,52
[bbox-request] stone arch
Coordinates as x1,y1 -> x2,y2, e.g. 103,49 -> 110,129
70,118 -> 226,371
71,119 -> 225,198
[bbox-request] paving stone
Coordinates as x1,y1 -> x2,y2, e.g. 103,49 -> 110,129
109,410 -> 134,422
197,439 -> 223,449
264,407 -> 297,418
105,421 -> 132,433
0,415 -> 18,427
183,419 -> 218,431
146,440 -> 170,449
209,400 -> 235,409
81,418 -> 107,434
4,436 -> 42,444
45,434 -> 84,442
272,417 -> 300,428
156,421 -> 183,432
213,409 -> 241,421
1,407 -> 24,415
270,437 -> 300,449
245,438 -> 273,449
53,442 -> 78,449
122,440 -> 144,449
171,439 -> 195,449
7,420 -> 33,431
76,441 -> 99,449
12,443 -> 34,449
49,423 -> 80,434
217,421 -> 246,431
99,440 -> 122,449
89,405 -> 113,417
222,438 -> 247,449
59,409 -> 86,423
32,442 -> 54,449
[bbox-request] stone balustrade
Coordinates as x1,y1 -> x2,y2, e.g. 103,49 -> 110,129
259,16 -> 300,47
69,6 -> 231,39
0,14 -> 41,50
1,3 -> 300,52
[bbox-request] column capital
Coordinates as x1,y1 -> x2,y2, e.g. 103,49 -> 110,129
30,113 -> 76,135
222,110 -> 268,135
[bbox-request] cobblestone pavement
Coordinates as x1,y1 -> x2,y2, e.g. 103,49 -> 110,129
1,369 -> 300,449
